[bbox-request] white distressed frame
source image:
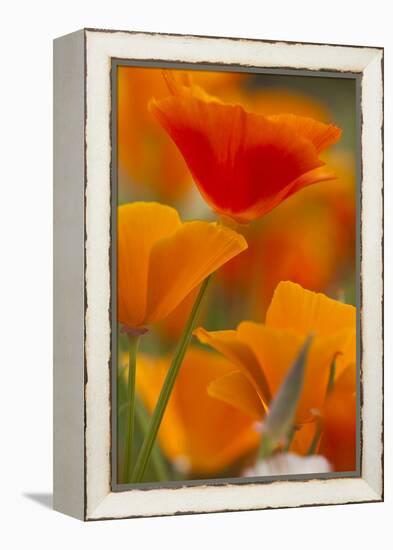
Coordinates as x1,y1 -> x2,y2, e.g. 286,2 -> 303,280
54,29 -> 383,521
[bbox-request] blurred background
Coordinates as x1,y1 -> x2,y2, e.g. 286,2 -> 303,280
116,65 -> 357,483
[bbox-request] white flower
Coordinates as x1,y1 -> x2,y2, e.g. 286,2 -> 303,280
244,453 -> 332,477
173,455 -> 191,475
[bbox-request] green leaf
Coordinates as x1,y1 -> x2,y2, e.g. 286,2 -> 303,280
259,334 -> 313,459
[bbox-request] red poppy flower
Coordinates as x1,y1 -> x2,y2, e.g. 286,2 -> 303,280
150,74 -> 342,223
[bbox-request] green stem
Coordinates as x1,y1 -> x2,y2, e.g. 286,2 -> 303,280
123,333 -> 141,483
258,435 -> 274,460
284,425 -> 298,452
134,395 -> 170,481
326,357 -> 337,396
132,275 -> 212,482
307,421 -> 322,455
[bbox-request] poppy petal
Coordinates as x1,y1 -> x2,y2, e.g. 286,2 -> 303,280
237,322 -> 349,424
283,166 -> 337,199
145,222 -> 247,324
301,331 -> 354,422
194,326 -> 271,405
208,370 -> 264,419
268,114 -> 342,153
266,281 -> 356,336
337,329 -> 356,376
237,322 -> 303,401
231,164 -> 336,222
319,364 -> 357,471
118,202 -> 181,327
291,422 -> 320,455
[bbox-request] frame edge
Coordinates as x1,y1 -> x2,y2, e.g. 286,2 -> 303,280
53,29 -> 86,521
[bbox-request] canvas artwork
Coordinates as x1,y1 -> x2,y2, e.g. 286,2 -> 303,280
53,29 -> 383,520
114,65 -> 358,487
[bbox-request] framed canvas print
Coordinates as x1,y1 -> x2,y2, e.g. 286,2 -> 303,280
53,28 -> 384,521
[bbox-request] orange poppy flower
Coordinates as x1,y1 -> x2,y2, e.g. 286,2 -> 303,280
131,347 -> 260,476
118,201 -> 247,330
150,75 -> 342,223
195,281 -> 356,458
319,364 -> 357,471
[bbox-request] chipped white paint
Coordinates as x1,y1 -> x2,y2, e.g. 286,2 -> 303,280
359,49 -> 384,499
83,29 -> 383,520
90,478 -> 379,519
